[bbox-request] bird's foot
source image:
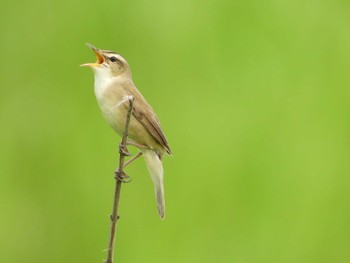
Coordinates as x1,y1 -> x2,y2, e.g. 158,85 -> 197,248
119,143 -> 131,156
114,169 -> 132,183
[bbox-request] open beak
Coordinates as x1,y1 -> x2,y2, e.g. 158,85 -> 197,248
80,43 -> 105,67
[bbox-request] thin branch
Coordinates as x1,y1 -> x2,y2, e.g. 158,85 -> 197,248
105,97 -> 134,263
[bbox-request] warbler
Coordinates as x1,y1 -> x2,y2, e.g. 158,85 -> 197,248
81,43 -> 172,219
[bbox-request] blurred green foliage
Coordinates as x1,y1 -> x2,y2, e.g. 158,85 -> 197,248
1,0 -> 350,262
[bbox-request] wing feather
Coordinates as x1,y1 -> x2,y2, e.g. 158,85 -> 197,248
131,95 -> 172,154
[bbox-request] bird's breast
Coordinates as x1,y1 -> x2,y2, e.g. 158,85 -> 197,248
93,75 -> 162,152
94,77 -> 129,135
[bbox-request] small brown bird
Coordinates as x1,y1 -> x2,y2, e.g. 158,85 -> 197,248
81,43 -> 171,219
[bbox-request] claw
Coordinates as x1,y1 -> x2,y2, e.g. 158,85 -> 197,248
119,143 -> 131,156
114,169 -> 133,183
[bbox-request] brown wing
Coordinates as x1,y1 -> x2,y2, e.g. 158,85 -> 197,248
131,90 -> 172,155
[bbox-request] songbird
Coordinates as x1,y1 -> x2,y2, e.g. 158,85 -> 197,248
81,43 -> 172,219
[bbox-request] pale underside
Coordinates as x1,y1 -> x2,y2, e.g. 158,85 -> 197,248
94,76 -> 172,158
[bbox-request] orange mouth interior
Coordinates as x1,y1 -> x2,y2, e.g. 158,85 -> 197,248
81,43 -> 105,67
94,49 -> 104,64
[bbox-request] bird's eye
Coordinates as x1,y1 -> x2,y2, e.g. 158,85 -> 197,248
110,56 -> 118,62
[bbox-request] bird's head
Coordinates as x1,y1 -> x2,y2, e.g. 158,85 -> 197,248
81,43 -> 131,77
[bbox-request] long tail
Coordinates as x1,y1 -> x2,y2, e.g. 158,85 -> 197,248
142,149 -> 165,219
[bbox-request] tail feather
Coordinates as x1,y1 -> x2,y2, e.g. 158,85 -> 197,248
142,149 -> 165,219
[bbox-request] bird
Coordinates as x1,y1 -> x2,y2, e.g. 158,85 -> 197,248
81,43 -> 172,219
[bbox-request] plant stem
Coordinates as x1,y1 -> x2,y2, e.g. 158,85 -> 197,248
105,97 -> 134,263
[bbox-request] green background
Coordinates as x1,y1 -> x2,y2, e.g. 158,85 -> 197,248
1,0 -> 349,262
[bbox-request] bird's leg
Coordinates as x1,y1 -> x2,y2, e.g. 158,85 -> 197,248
114,168 -> 132,183
124,152 -> 143,168
127,142 -> 151,150
119,142 -> 132,156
